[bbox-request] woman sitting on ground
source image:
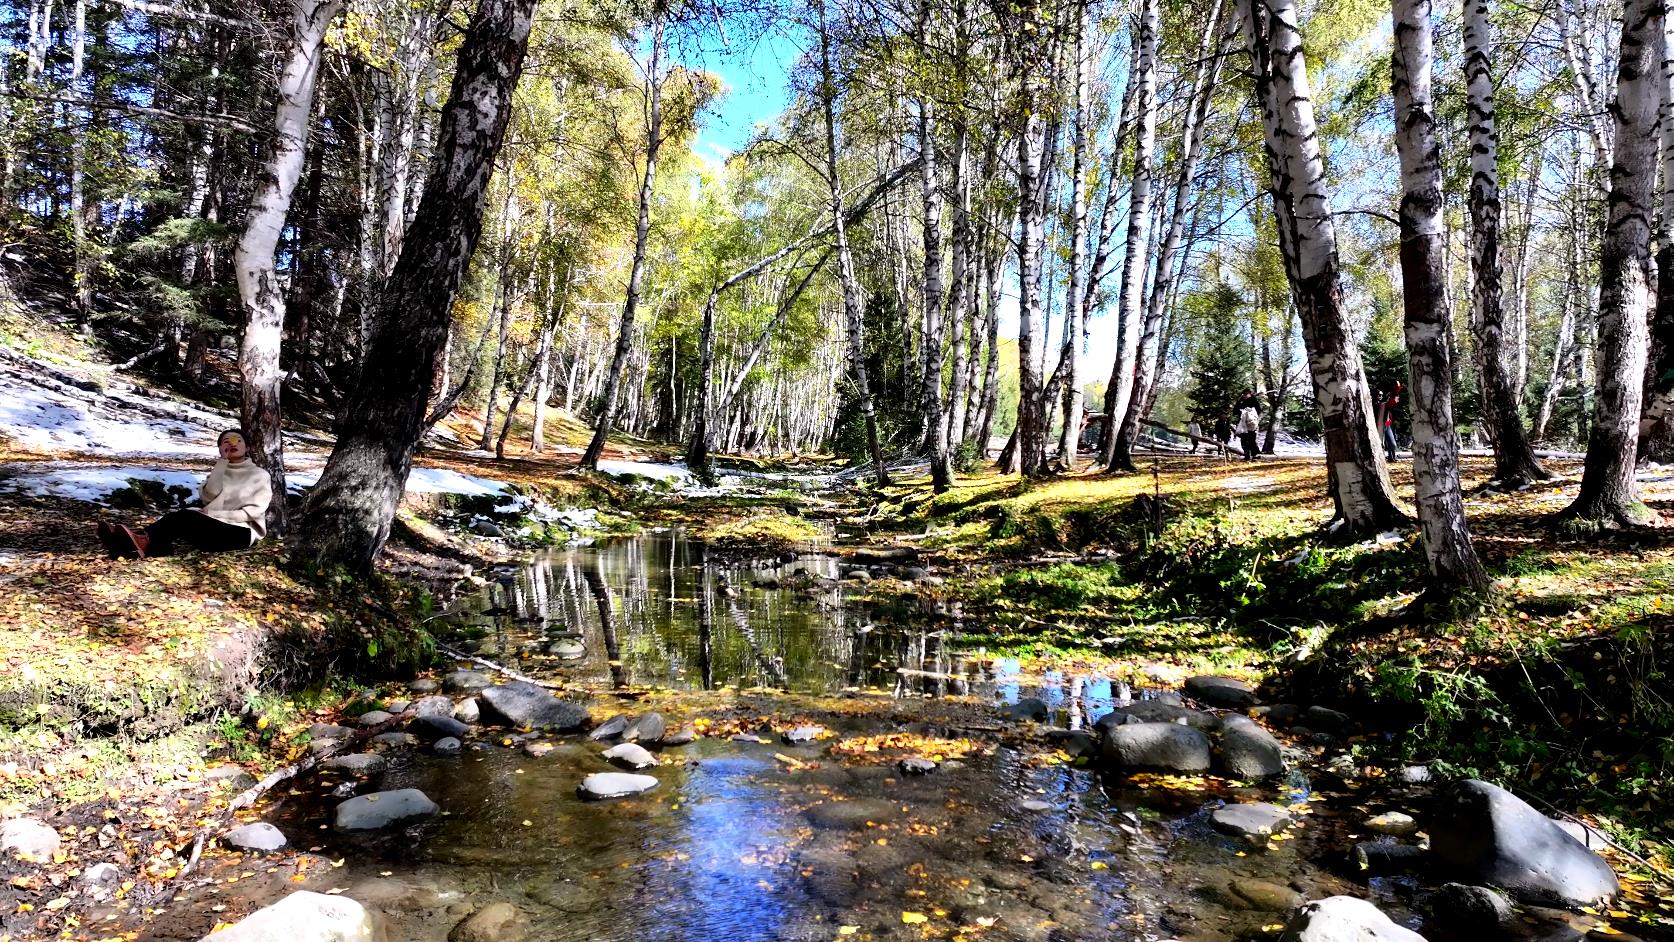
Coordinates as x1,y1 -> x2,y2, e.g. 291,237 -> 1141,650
97,429 -> 273,559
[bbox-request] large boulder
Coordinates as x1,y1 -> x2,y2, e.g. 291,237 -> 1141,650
333,789 -> 439,831
1429,779 -> 1618,908
0,818 -> 60,861
1218,715 -> 1284,779
1279,897 -> 1427,942
1096,700 -> 1217,729
408,714 -> 469,743
1099,722 -> 1212,772
577,773 -> 658,800
202,891 -> 375,941
1184,675 -> 1259,708
478,683 -> 589,731
223,822 -> 286,852
1422,884 -> 1514,937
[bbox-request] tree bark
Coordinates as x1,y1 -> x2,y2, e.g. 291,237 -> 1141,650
292,0 -> 538,574
1464,0 -> 1547,484
818,0 -> 887,485
581,12 -> 664,470
233,0 -> 343,535
1239,0 -> 1406,533
1056,3 -> 1091,471
917,0 -> 953,491
1392,0 -> 1489,589
1099,0 -> 1159,466
1111,1 -> 1228,471
1638,8 -> 1674,460
1557,0 -> 1662,529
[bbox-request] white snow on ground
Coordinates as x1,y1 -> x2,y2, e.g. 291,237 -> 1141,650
0,376 -> 221,457
0,465 -> 204,503
282,466 -> 511,497
594,459 -> 694,484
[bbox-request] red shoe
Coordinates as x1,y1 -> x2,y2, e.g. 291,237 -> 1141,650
113,525 -> 149,560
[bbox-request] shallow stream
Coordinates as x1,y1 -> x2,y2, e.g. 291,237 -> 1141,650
149,530 -> 1435,942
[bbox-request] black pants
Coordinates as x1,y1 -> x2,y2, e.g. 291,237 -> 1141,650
1238,432 -> 1260,459
146,510 -> 253,556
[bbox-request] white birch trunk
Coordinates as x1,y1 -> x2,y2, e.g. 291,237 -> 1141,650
1058,3 -> 1091,470
234,0 -> 343,533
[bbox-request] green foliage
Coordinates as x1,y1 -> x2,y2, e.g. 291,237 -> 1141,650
1185,280 -> 1253,426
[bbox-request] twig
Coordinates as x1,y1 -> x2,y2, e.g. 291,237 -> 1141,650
435,641 -> 565,691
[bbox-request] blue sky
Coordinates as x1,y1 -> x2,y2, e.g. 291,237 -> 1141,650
678,26 -> 806,161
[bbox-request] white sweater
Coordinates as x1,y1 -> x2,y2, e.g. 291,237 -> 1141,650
200,459 -> 273,540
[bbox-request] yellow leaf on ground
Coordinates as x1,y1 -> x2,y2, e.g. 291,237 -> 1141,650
901,912 -> 928,924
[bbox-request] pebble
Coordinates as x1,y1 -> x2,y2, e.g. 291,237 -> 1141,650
453,699 -> 481,724
622,713 -> 667,744
896,757 -> 937,776
524,742 -> 555,758
602,743 -> 658,769
323,753 -> 388,776
1208,802 -> 1292,839
1365,811 -> 1418,837
433,737 -> 462,755
223,822 -> 287,852
588,715 -> 629,741
410,678 -> 441,694
370,732 -> 419,749
443,670 -> 490,693
358,711 -> 394,727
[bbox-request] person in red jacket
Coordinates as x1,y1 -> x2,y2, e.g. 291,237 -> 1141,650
1378,383 -> 1404,461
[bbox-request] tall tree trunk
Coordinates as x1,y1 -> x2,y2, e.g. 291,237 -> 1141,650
973,214 -> 1005,451
1112,1 -> 1228,471
1557,0 -> 1662,529
1099,0 -> 1159,465
1240,0 -> 1405,533
479,179 -> 518,450
1057,4 -> 1091,471
1393,0 -> 1489,589
581,13 -> 664,470
1465,0 -> 1547,484
68,0 -> 94,324
233,0 -> 343,535
293,0 -> 538,573
1639,8 -> 1674,460
818,0 -> 888,484
917,0 -> 953,491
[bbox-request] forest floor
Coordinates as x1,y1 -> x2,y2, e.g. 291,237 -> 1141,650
859,454 -> 1674,866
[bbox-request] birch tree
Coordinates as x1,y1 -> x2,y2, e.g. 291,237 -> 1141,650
1556,0 -> 1662,530
1238,0 -> 1405,532
1464,0 -> 1548,485
1099,0 -> 1158,468
1392,0 -> 1488,588
294,0 -> 539,574
233,0 -> 344,533
581,9 -> 667,470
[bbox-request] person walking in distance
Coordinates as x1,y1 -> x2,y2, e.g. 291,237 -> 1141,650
1378,382 -> 1404,461
1187,417 -> 1203,454
1235,401 -> 1261,460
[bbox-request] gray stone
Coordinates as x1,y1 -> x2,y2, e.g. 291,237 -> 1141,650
0,817 -> 59,861
662,727 -> 697,746
308,723 -> 355,741
601,743 -> 658,769
1218,714 -> 1285,779
223,822 -> 286,852
1302,705 -> 1353,733
852,547 -> 917,566
1043,728 -> 1099,759
524,881 -> 593,913
1227,878 -> 1305,912
1008,697 -> 1050,722
1424,883 -> 1513,935
409,714 -> 469,742
82,862 -> 122,888
333,789 -> 439,831
410,678 -> 441,694
588,715 -> 629,740
1366,812 -> 1419,838
549,639 -> 586,660
385,699 -> 411,714
1210,802 -> 1292,839
804,798 -> 902,830
1184,675 -> 1259,708
433,737 -> 462,755
204,765 -> 259,791
896,757 -> 937,776
448,901 -> 523,942
1353,841 -> 1426,875
370,732 -> 418,749
782,725 -> 825,744
1252,703 -> 1303,725
1279,896 -> 1427,942
308,738 -> 346,756
577,772 -> 658,800
843,568 -> 871,582
1552,818 -> 1608,851
622,713 -> 667,744
1430,779 -> 1619,907
1400,765 -> 1434,784
443,670 -> 491,693
411,695 -> 455,717
323,753 -> 387,777
1100,722 -> 1213,772
453,699 -> 480,724
470,519 -> 506,538
479,683 -> 589,731
1098,700 -> 1217,729
1018,800 -> 1054,813
357,711 -> 394,727
204,891 -> 373,941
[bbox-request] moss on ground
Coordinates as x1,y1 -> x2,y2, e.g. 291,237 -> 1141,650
695,510 -> 825,554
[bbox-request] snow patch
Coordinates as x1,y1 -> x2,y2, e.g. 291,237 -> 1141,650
0,380 -> 220,457
594,459 -> 694,485
0,465 -> 206,503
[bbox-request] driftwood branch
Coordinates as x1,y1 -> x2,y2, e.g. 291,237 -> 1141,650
435,642 -> 565,690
